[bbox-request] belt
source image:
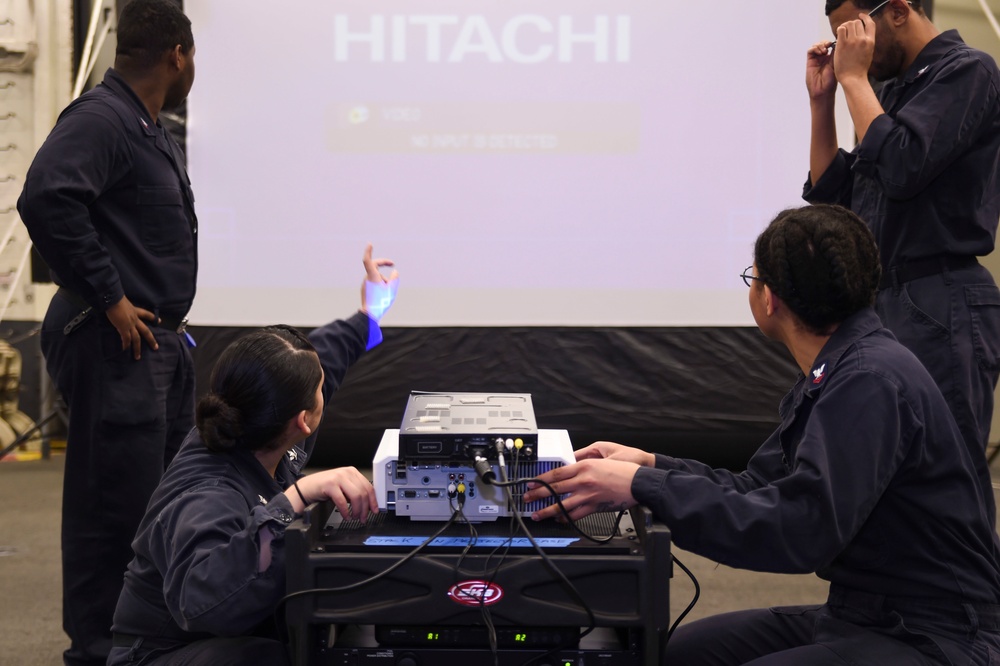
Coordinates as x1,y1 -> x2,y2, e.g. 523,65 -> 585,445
828,586 -> 1000,631
57,287 -> 188,334
156,313 -> 189,334
878,255 -> 979,291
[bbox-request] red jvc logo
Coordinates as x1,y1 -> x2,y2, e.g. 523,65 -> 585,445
447,580 -> 505,607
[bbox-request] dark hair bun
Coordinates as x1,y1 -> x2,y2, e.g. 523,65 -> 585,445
195,326 -> 322,453
195,393 -> 243,453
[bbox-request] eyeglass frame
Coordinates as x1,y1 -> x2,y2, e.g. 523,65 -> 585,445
862,0 -> 897,18
741,266 -> 764,288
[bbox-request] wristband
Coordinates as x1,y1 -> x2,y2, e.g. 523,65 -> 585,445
293,482 -> 308,509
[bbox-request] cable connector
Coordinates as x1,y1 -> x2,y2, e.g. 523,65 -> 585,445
473,456 -> 496,484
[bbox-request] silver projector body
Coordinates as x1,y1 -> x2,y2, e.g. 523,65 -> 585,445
374,428 -> 575,522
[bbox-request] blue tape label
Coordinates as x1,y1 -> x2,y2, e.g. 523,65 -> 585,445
363,536 -> 578,548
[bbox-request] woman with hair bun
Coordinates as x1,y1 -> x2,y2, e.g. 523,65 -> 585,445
108,245 -> 399,666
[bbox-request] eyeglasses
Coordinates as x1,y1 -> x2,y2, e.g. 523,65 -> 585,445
829,1 -> 911,49
863,0 -> 896,18
741,266 -> 763,288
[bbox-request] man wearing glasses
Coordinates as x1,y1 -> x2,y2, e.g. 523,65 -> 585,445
802,0 -> 1000,525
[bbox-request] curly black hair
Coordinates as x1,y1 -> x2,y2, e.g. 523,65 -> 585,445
754,205 -> 881,335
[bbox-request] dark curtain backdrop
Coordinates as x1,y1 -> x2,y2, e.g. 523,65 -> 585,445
5,321 -> 799,472
187,325 -> 800,470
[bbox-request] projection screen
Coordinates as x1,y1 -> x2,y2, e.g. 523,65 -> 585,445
185,1 -> 849,327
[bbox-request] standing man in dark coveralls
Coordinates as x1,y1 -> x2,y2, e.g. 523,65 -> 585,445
17,1 -> 197,664
802,0 -> 1000,524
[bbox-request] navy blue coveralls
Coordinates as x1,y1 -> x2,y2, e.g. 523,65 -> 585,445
633,309 -> 1000,665
803,31 -> 1000,527
107,313 -> 373,666
17,68 -> 198,666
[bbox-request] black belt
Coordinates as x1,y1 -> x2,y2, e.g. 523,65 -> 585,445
155,313 -> 189,334
878,255 -> 979,291
828,586 -> 1000,631
56,287 -> 188,334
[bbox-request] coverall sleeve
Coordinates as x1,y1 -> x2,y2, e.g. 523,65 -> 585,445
854,56 -> 999,200
150,484 -> 297,635
308,311 -> 372,403
17,106 -> 129,309
650,453 -> 771,494
802,148 -> 857,208
632,369 -> 907,574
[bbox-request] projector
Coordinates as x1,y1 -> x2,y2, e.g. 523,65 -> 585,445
374,428 -> 575,522
397,392 -> 539,462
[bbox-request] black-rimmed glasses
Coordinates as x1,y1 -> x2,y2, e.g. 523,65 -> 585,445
741,266 -> 763,288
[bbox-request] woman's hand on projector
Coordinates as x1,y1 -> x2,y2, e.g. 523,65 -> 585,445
294,467 -> 379,522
